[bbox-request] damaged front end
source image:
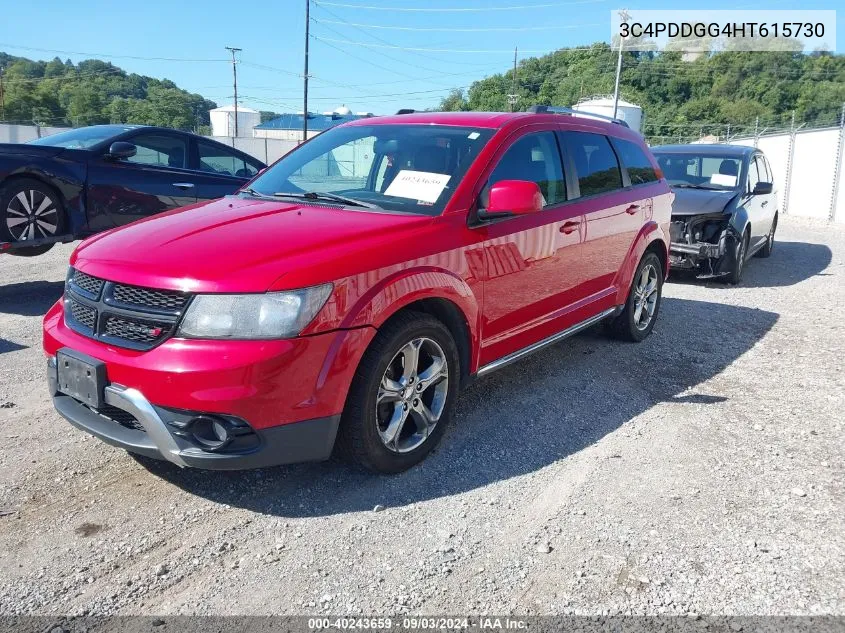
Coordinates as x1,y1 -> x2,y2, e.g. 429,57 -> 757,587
669,213 -> 740,277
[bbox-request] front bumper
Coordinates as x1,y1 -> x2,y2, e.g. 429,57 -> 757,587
48,355 -> 341,469
43,298 -> 376,469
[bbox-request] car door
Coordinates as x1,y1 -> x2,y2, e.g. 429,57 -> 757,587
757,153 -> 778,234
86,132 -> 197,227
190,139 -> 264,201
743,155 -> 768,250
476,128 -> 585,367
559,129 -> 640,298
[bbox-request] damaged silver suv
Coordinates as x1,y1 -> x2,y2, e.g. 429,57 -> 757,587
653,144 -> 778,284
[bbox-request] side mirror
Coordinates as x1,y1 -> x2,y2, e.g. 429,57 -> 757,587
479,180 -> 543,220
107,141 -> 137,160
753,181 -> 773,195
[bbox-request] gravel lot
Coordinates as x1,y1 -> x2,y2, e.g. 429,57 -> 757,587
0,215 -> 843,617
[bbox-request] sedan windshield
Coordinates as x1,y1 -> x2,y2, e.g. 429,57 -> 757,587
28,125 -> 136,149
653,152 -> 743,191
246,124 -> 494,215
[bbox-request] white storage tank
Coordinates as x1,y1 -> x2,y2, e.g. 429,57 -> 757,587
572,96 -> 643,134
209,105 -> 261,138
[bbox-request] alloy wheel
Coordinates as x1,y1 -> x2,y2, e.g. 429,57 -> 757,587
6,189 -> 60,241
376,337 -> 449,453
632,263 -> 659,331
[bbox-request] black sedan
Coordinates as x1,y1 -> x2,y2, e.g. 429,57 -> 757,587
0,125 -> 265,256
652,144 -> 779,284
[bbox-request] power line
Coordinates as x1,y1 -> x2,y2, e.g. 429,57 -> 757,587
312,17 -> 604,32
0,43 -> 228,62
314,36 -> 590,54
313,0 -> 610,11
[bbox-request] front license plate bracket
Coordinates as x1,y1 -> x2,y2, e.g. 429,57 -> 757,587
56,348 -> 107,409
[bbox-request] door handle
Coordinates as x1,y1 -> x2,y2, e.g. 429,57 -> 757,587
172,182 -> 195,190
560,221 -> 580,235
625,204 -> 640,215
761,200 -> 768,207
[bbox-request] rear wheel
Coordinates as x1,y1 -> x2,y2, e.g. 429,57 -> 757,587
756,213 -> 777,258
0,178 -> 65,256
607,251 -> 663,342
336,311 -> 460,474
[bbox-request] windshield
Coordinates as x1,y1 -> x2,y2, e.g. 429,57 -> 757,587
246,124 -> 494,215
28,126 -> 134,149
654,152 -> 743,191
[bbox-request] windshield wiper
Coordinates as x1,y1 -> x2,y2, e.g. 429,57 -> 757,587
272,191 -> 380,209
671,183 -> 723,190
241,187 -> 274,199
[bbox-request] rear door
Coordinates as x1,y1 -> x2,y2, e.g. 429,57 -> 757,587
86,131 -> 197,227
190,139 -> 264,201
559,130 -> 639,298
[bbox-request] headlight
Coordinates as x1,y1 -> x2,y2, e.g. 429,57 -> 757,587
177,284 -> 332,339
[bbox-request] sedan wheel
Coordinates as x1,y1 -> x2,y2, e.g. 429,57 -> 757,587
6,188 -> 61,241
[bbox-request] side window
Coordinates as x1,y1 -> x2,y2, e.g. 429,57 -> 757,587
764,156 -> 775,183
562,132 -> 623,197
198,141 -> 259,178
486,132 -> 565,207
614,138 -> 658,185
756,156 -> 770,183
747,157 -> 760,194
125,134 -> 187,169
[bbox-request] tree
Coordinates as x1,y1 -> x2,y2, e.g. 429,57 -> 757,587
0,51 -> 218,129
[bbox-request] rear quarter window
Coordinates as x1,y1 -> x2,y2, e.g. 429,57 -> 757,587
614,138 -> 658,185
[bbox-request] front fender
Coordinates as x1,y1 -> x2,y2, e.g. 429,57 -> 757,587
304,265 -> 481,371
613,220 -> 669,305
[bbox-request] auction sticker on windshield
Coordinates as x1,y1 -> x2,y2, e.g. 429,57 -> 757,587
710,173 -> 737,187
385,170 -> 451,203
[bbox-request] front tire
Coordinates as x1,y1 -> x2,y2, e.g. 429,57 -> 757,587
0,178 -> 65,256
607,251 -> 663,342
336,311 -> 460,474
726,229 -> 749,285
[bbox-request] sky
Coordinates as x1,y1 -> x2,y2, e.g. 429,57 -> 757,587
1,0 -> 842,116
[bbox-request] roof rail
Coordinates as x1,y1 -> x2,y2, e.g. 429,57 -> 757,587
395,108 -> 417,115
527,104 -> 630,128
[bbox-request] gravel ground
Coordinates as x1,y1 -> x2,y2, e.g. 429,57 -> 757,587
0,215 -> 843,617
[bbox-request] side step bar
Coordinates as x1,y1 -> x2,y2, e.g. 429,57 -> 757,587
476,306 -> 619,378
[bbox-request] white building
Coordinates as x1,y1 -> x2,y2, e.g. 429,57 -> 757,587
572,96 -> 643,133
209,105 -> 261,138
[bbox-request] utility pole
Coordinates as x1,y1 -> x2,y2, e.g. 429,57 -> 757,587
507,47 -> 518,112
613,9 -> 630,119
0,66 -> 5,122
303,0 -> 311,142
225,46 -> 242,137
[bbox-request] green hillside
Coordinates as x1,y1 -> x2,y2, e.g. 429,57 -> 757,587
439,44 -> 845,143
0,53 -> 217,130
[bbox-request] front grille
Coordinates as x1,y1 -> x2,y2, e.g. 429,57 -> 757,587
104,315 -> 171,345
69,299 -> 97,330
112,284 -> 189,311
64,268 -> 190,351
71,270 -> 104,297
94,404 -> 144,432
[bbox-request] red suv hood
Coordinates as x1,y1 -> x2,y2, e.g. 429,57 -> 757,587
72,197 -> 434,293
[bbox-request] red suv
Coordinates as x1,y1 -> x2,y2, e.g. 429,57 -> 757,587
44,109 -> 671,474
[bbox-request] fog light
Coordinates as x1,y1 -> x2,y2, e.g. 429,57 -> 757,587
189,415 -> 233,451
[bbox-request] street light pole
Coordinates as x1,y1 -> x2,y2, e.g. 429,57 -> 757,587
225,46 -> 242,137
612,9 -> 630,119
